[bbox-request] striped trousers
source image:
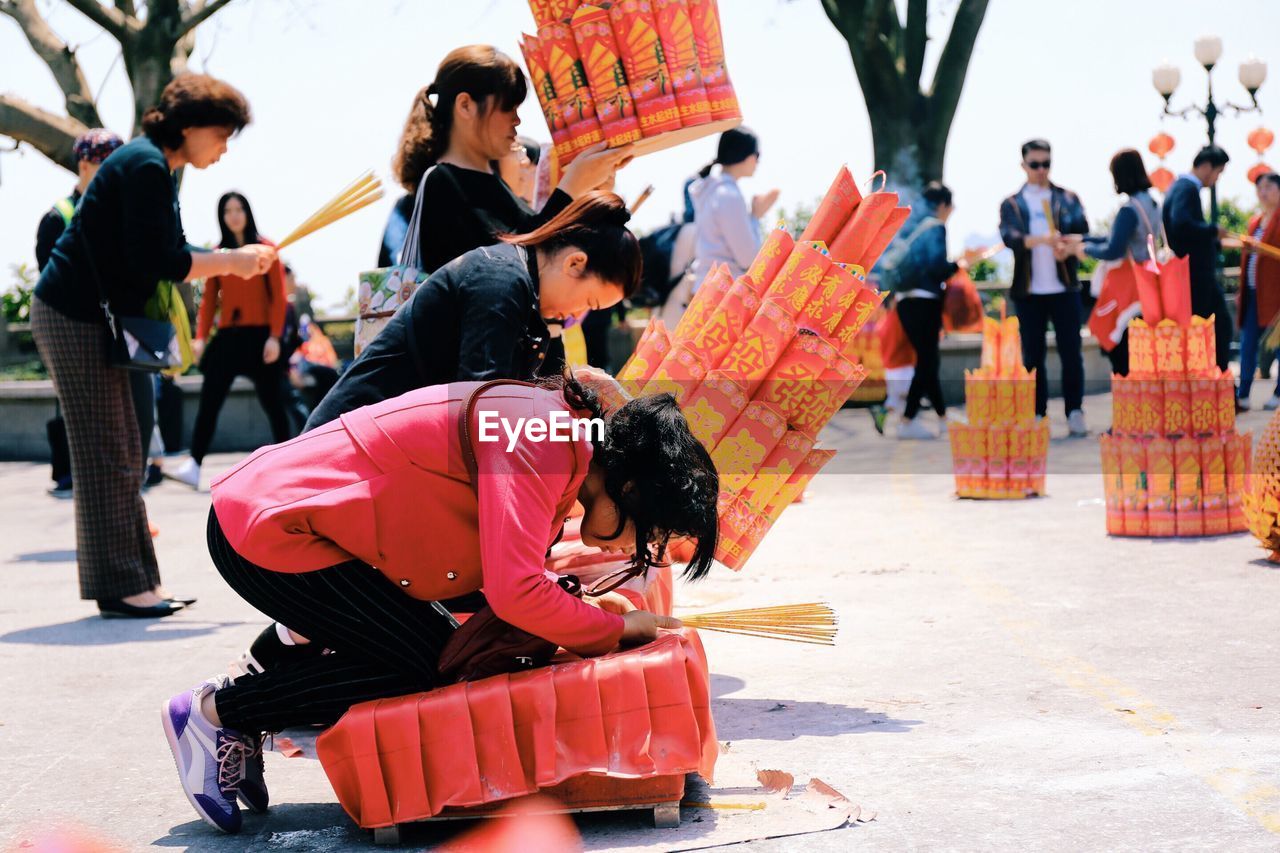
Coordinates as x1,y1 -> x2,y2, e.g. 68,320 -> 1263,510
207,509 -> 455,734
31,297 -> 160,600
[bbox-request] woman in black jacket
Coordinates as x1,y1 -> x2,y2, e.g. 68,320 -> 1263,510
31,74 -> 275,619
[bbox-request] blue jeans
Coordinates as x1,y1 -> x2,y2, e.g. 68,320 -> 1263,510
1237,288 -> 1280,400
1014,292 -> 1085,417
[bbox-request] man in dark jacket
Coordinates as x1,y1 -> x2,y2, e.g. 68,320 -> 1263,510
998,139 -> 1091,436
1163,145 -> 1232,372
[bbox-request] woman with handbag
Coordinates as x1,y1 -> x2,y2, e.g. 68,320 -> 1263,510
171,192 -> 293,490
30,74 -> 275,619
1075,149 -> 1161,376
1235,172 -> 1280,410
162,374 -> 719,834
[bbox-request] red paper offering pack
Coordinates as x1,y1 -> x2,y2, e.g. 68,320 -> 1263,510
711,401 -> 787,494
829,188 -> 899,264
1174,436 -> 1203,537
1215,370 -> 1236,435
716,299 -> 797,397
610,2 -> 683,137
686,278 -> 762,367
686,0 -> 739,121
764,242 -> 833,316
799,262 -> 862,339
537,21 -> 607,159
1154,319 -> 1186,378
1186,315 -> 1216,376
739,429 -> 817,513
680,370 -> 748,451
1128,319 -> 1156,378
1146,437 -> 1177,537
986,428 -> 1010,499
791,355 -> 862,436
1163,378 -> 1191,436
617,318 -> 670,393
1138,379 -> 1164,437
1100,435 -> 1124,534
652,0 -> 713,127
673,264 -> 733,343
1189,377 -> 1219,436
1226,433 -> 1250,533
763,448 -> 836,523
745,224 -> 797,293
858,206 -> 912,271
521,35 -> 575,163
951,425 -> 982,498
1201,437 -> 1229,536
800,166 -> 861,244
572,5 -> 643,147
643,342 -> 708,401
758,331 -> 837,423
1120,437 -> 1148,536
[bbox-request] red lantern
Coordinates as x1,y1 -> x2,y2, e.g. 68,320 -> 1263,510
1150,167 -> 1175,193
1148,132 -> 1176,158
1248,127 -> 1275,155
1248,162 -> 1274,183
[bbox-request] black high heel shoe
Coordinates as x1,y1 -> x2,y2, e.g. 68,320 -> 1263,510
97,599 -> 185,619
166,596 -> 198,607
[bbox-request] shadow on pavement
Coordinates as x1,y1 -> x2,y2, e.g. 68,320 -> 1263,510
7,549 -> 77,563
0,616 -> 242,646
711,675 -> 922,740
154,805 -> 362,851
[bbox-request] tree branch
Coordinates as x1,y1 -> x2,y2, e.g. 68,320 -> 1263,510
63,0 -> 135,40
0,93 -> 89,171
178,0 -> 236,37
927,0 -> 989,115
820,0 -> 904,110
1,0 -> 104,128
904,0 -> 927,90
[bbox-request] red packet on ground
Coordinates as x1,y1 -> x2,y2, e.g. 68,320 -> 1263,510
1100,435 -> 1124,534
521,35 -> 575,164
1174,436 -> 1204,537
763,242 -> 833,316
1146,437 -> 1176,537
1120,437 -> 1148,536
686,0 -> 739,120
1226,432 -> 1250,533
1189,377 -> 1220,436
674,264 -> 734,345
571,5 -> 643,148
716,299 -> 797,397
1201,437 -> 1228,535
740,429 -> 817,513
744,224 -> 795,294
538,21 -> 607,160
1154,319 -> 1186,379
680,370 -> 748,451
759,331 -> 837,423
1186,315 -> 1216,376
1139,379 -> 1164,437
642,342 -> 709,401
1163,379 -> 1191,436
987,427 -> 1010,499
610,2 -> 683,138
1215,370 -> 1236,436
801,166 -> 861,244
829,191 -> 899,264
1127,319 -> 1156,378
652,0 -> 713,127
857,206 -> 912,271
711,401 -> 787,494
686,278 -> 763,368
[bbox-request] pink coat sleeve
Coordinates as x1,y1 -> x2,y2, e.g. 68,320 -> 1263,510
474,434 -> 624,656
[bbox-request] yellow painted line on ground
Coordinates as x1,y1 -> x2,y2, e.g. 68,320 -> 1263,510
886,443 -> 1280,834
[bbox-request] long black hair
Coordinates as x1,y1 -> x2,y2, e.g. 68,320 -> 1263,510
547,372 -> 720,581
217,191 -> 260,249
502,191 -> 643,298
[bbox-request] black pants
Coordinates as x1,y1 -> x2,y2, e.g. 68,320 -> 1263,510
156,375 -> 185,453
190,326 -> 293,464
129,370 -> 155,471
1106,329 -> 1130,377
897,297 -> 945,419
1014,292 -> 1085,417
208,510 -> 455,734
1191,280 -> 1233,372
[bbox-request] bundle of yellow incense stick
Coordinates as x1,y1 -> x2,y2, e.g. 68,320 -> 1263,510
1241,233 -> 1280,262
680,603 -> 837,646
275,171 -> 384,250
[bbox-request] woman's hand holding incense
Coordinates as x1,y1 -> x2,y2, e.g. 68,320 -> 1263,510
620,610 -> 683,646
559,142 -> 635,198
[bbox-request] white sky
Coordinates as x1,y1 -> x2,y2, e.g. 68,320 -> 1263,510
2,0 -> 1278,309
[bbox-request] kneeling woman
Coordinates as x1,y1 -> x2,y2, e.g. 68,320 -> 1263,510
162,375 -> 719,833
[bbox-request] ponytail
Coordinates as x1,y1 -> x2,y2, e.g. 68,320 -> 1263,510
393,45 -> 528,192
501,191 -> 642,297
697,160 -> 716,179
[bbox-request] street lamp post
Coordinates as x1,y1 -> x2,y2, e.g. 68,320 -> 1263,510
1152,36 -> 1267,228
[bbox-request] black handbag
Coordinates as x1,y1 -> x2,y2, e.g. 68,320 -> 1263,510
78,219 -> 180,373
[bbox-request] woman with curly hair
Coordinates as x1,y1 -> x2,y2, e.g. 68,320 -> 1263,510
162,373 -> 719,834
31,73 -> 275,619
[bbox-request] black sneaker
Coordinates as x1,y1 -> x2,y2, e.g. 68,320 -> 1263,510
47,476 -> 73,499
229,623 -> 328,678
143,463 -> 165,490
237,732 -> 270,814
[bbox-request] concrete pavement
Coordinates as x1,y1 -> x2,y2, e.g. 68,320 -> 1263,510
2,392 -> 1279,851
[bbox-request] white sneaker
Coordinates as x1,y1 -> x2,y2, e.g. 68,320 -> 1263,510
168,458 -> 201,490
1067,410 -> 1088,437
1265,396 -> 1280,411
897,418 -> 937,440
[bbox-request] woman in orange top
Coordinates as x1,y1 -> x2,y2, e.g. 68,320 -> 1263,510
173,192 -> 292,488
1237,172 -> 1280,410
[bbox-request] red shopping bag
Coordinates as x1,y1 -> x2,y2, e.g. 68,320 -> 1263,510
879,303 -> 917,369
1135,258 -> 1164,324
1158,253 -> 1192,327
943,269 -> 984,333
1088,260 -> 1141,352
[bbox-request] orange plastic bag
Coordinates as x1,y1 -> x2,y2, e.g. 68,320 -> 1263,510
942,269 -> 984,333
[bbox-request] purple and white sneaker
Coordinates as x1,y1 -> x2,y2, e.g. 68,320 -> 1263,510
161,680 -> 248,833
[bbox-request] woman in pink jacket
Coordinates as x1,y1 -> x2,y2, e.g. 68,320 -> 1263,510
161,375 -> 719,834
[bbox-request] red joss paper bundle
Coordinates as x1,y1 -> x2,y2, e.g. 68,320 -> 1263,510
571,5 -> 643,147
653,0 -> 713,126
686,0 -> 739,121
609,1 -> 683,137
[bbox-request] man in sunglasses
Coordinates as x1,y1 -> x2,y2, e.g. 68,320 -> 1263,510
999,139 -> 1091,437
